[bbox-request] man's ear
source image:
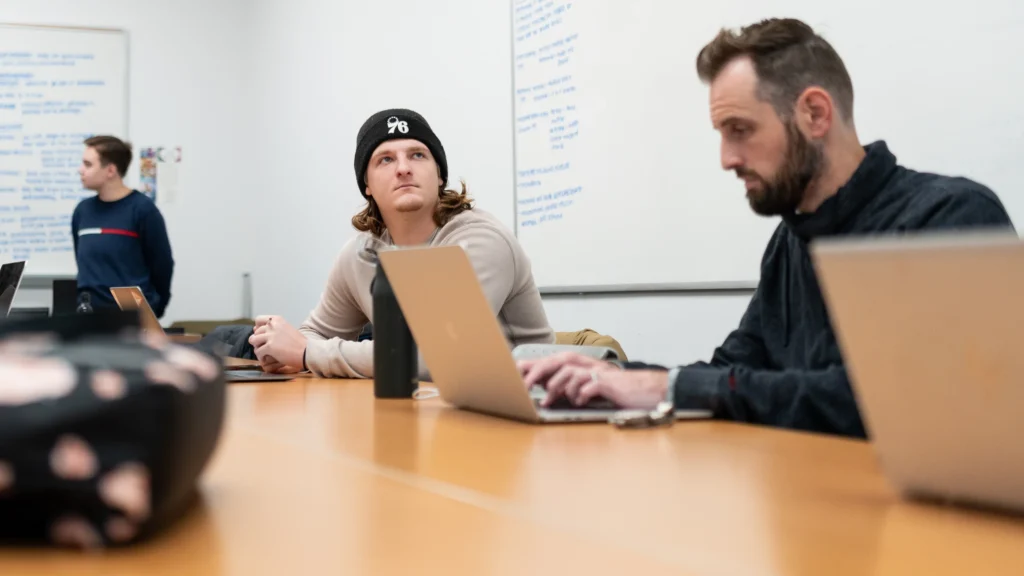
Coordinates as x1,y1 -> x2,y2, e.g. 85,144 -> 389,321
795,87 -> 833,139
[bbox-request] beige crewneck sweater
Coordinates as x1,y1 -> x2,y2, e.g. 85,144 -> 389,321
300,208 -> 555,378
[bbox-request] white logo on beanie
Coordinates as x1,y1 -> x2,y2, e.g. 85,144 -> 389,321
387,116 -> 409,134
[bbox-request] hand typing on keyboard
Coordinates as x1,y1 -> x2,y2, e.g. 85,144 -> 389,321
517,351 -> 670,410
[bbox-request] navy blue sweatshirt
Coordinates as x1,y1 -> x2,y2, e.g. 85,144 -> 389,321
71,190 -> 174,317
628,141 -> 1015,438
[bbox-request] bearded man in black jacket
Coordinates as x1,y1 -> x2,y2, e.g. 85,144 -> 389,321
517,17 -> 1015,438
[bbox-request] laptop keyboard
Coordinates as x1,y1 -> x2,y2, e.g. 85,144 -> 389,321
531,390 -> 618,411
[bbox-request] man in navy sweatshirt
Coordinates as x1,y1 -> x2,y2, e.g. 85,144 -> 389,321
72,136 -> 174,318
517,18 -> 1016,438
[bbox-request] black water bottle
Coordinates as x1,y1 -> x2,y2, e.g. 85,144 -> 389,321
372,260 -> 417,398
75,292 -> 93,314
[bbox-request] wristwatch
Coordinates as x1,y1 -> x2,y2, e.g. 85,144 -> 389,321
608,368 -> 679,429
608,401 -> 675,429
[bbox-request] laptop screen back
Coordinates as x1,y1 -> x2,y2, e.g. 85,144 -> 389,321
0,261 -> 26,317
109,286 -> 163,333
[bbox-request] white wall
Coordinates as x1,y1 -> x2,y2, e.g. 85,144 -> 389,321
543,292 -> 751,365
1,0 -> 749,364
245,0 -> 747,366
2,0 -> 255,322
245,0 -> 519,323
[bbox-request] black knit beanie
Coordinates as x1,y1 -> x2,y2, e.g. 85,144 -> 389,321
353,108 -> 448,198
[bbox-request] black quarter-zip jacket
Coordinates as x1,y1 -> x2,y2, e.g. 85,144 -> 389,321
632,141 -> 1015,438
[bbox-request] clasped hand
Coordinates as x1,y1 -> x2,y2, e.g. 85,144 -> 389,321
248,315 -> 306,374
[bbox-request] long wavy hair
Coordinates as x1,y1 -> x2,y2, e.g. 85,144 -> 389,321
351,179 -> 474,238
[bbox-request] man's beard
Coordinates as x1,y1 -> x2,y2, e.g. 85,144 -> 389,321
738,122 -> 824,216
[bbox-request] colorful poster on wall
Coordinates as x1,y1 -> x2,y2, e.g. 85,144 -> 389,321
138,146 -> 182,205
139,147 -> 158,201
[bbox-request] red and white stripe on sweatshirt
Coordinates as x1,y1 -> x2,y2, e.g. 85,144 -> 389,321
77,227 -> 140,239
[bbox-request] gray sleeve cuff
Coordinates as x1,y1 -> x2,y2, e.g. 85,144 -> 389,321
672,366 -> 727,412
665,367 -> 681,403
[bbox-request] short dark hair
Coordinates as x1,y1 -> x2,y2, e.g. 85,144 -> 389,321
84,135 -> 133,178
696,18 -> 854,122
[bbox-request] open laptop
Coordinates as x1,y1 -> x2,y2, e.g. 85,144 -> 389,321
811,229 -> 1024,513
110,286 -> 292,383
0,260 -> 26,317
110,286 -> 164,333
377,245 -> 711,424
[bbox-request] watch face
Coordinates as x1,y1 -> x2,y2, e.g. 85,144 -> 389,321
653,401 -> 675,416
610,409 -> 656,428
610,406 -> 676,429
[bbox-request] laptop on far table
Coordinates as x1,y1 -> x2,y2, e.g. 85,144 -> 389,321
0,260 -> 27,317
110,286 -> 293,383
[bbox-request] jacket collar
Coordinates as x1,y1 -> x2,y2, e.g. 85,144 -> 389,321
782,140 -> 898,241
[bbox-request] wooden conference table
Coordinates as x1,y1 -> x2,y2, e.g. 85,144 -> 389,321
3,371 -> 1024,575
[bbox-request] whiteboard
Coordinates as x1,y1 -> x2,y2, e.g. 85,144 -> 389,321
511,1 -> 1024,292
0,24 -> 128,278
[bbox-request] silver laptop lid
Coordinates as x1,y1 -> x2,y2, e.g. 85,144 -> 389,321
811,229 -> 1024,512
378,245 -> 543,422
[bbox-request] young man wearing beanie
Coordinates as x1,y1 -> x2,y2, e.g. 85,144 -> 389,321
248,108 -> 555,377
